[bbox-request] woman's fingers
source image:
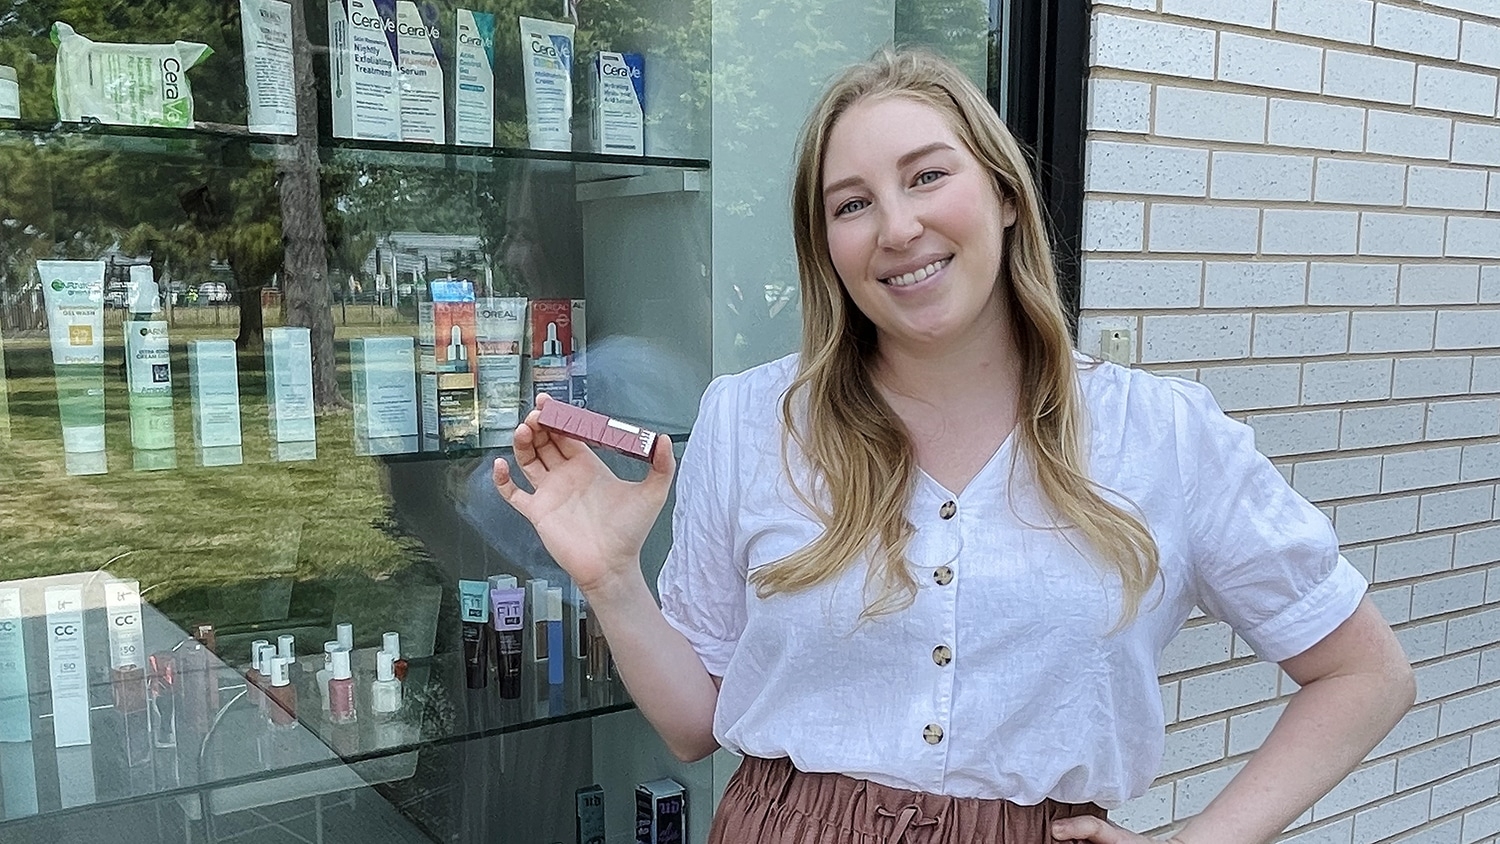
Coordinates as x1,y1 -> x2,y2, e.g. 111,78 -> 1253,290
492,457 -> 534,517
512,422 -> 551,485
643,434 -> 677,499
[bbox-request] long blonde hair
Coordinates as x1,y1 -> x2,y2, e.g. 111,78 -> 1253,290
755,47 -> 1161,630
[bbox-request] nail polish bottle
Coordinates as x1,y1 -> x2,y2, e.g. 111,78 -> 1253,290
336,622 -> 354,653
245,640 -> 271,711
382,631 -> 407,682
371,650 -> 402,718
276,634 -> 296,661
266,656 -> 297,728
327,649 -> 356,725
316,640 -> 342,712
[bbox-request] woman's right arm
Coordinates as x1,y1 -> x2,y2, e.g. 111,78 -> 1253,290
492,394 -> 721,761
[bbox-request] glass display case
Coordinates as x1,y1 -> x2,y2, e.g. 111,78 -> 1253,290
0,0 -> 1010,841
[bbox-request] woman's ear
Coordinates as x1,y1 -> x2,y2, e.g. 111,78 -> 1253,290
1002,197 -> 1019,229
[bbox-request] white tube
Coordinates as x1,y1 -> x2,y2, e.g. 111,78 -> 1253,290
454,10 -> 495,147
518,16 -> 574,151
37,260 -> 106,474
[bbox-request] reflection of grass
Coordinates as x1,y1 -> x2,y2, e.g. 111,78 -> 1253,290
0,315 -> 444,624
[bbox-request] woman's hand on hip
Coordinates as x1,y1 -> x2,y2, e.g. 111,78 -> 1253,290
492,394 -> 676,593
1051,817 -> 1190,844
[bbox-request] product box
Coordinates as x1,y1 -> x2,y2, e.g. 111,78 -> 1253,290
453,9 -> 495,146
395,0 -> 445,144
634,778 -> 685,844
265,326 -> 316,446
44,586 -> 90,747
240,0 -> 297,134
576,784 -> 605,844
188,339 -> 244,465
352,335 -> 419,455
0,587 -> 30,743
421,371 -> 478,452
591,51 -> 644,155
328,0 -> 401,140
527,298 -> 574,406
476,297 -> 525,446
103,579 -> 145,671
423,280 -> 477,373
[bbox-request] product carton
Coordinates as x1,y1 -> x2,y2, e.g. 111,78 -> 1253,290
328,0 -> 401,140
634,778 -> 685,844
591,51 -> 644,155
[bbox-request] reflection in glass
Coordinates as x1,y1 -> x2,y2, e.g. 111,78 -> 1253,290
0,587 -> 30,743
0,741 -> 39,818
351,336 -> 419,456
188,339 -> 246,467
42,586 -> 91,748
53,744 -> 96,809
124,265 -> 177,471
37,261 -> 108,475
265,327 -> 316,461
0,325 -> 10,440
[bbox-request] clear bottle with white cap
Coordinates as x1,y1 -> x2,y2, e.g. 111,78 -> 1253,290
316,640 -> 342,711
382,630 -> 407,681
371,650 -> 402,717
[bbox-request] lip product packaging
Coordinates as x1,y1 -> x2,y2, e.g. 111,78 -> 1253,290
395,0 -> 445,143
265,326 -> 317,460
459,580 -> 491,689
0,587 -> 31,742
123,266 -> 176,462
50,23 -> 211,129
454,9 -> 494,146
188,339 -> 244,467
352,335 -> 419,455
527,298 -> 573,406
518,16 -> 574,150
44,586 -> 91,747
328,649 -> 356,724
591,51 -> 644,155
577,784 -> 606,844
476,297 -> 525,446
489,578 -> 523,700
0,65 -> 19,119
38,260 -> 107,475
635,778 -> 686,844
328,0 -> 401,140
239,0 -> 296,134
545,587 -> 564,685
371,649 -> 402,717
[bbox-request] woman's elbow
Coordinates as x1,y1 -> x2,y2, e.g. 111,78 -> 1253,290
667,735 -> 721,763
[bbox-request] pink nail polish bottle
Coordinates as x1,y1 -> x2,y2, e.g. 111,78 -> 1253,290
327,649 -> 356,724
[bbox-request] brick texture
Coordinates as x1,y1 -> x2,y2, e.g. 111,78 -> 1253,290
1084,0 -> 1500,840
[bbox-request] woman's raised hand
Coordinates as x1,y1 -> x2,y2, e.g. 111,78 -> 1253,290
491,394 -> 676,594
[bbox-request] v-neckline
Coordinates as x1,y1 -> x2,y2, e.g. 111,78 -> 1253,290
914,424 -> 1019,501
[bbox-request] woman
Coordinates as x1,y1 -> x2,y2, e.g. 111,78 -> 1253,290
493,49 -> 1416,844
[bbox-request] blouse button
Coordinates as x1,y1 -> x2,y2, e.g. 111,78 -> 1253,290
923,723 -> 944,745
939,500 -> 957,520
932,645 -> 952,666
933,566 -> 953,586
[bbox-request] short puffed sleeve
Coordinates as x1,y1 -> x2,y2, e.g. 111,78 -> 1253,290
1169,378 -> 1369,663
657,375 -> 747,676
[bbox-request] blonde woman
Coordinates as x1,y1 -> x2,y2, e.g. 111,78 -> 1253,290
493,49 -> 1415,844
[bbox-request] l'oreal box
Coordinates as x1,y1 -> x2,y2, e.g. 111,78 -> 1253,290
328,0 -> 401,141
420,371 -> 477,452
591,51 -> 643,155
634,778 -> 685,844
527,298 -> 573,405
426,279 -> 477,373
476,297 -> 525,446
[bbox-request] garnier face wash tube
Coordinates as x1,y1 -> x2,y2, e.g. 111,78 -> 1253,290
37,260 -> 107,475
454,9 -> 494,147
518,16 -> 573,151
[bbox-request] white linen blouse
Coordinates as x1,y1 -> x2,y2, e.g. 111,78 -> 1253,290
657,354 -> 1368,809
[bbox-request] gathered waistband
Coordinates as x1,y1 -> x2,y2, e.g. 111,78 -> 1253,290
709,755 -> 1108,844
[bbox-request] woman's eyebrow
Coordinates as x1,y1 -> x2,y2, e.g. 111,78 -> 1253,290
822,142 -> 956,197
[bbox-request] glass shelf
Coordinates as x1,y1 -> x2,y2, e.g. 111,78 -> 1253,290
0,119 -> 710,172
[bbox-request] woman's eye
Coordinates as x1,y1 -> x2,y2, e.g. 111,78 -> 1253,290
915,170 -> 945,186
834,198 -> 867,216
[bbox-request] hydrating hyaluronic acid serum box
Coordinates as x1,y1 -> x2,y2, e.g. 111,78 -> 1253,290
591,51 -> 643,155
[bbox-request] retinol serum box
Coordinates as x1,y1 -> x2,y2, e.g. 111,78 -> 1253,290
634,778 -> 685,844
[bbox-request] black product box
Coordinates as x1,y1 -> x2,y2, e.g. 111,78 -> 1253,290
576,784 -> 605,844
634,778 -> 685,844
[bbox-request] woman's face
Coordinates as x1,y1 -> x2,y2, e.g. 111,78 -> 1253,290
820,95 -> 1016,355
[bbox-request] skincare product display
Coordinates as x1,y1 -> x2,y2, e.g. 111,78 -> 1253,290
103,579 -> 146,673
44,586 -> 91,747
459,579 -> 491,689
328,0 -> 401,140
453,9 -> 495,146
50,22 -> 212,128
420,281 -> 480,452
576,784 -> 606,844
0,587 -> 30,743
591,51 -> 645,155
265,326 -> 317,459
123,265 -> 176,461
527,298 -> 574,405
475,297 -> 525,447
396,0 -> 446,144
0,65 -> 19,119
239,0 -> 296,134
38,260 -> 107,475
518,16 -> 574,151
188,338 -> 244,466
635,778 -> 686,844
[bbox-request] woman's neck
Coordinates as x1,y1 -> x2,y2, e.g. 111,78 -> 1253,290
872,316 -> 1023,409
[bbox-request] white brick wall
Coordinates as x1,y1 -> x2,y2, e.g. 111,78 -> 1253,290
1085,0 -> 1500,840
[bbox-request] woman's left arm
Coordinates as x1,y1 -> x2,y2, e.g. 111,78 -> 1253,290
1052,595 -> 1416,844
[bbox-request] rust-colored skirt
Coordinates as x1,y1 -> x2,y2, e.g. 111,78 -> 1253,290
708,756 -> 1108,844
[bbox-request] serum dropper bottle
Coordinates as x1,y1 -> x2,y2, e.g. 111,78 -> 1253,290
328,649 -> 356,725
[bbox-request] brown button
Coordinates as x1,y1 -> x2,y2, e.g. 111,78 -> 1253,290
932,645 -> 952,666
939,500 -> 957,520
933,566 -> 953,586
923,723 -> 944,745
